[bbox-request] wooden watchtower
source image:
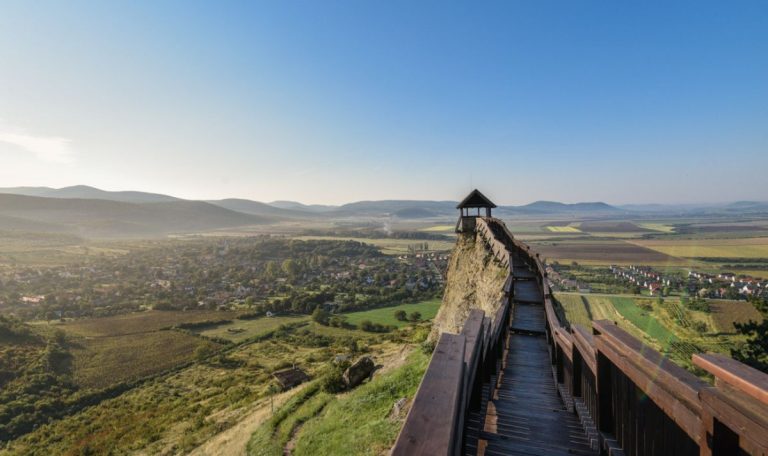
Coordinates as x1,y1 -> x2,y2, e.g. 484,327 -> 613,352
455,189 -> 496,233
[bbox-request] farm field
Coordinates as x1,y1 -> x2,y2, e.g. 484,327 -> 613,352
631,237 -> 768,259
294,236 -> 454,254
71,331 -> 221,389
342,299 -> 442,328
709,299 -> 764,333
637,223 -> 676,233
195,315 -> 308,342
36,310 -> 242,337
546,226 -> 581,233
555,292 -> 759,370
32,310 -> 242,388
33,310 -> 243,389
419,225 -> 455,232
529,239 -> 684,265
608,296 -> 677,347
554,294 -> 592,328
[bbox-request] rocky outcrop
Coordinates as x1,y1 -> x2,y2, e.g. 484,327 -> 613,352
430,231 -> 507,340
343,356 -> 375,388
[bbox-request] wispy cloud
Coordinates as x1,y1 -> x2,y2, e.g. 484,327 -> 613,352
0,127 -> 75,163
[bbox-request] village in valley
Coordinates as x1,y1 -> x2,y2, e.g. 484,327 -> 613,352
546,262 -> 766,299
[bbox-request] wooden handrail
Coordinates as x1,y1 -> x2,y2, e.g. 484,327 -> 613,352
693,353 -> 768,406
391,333 -> 466,455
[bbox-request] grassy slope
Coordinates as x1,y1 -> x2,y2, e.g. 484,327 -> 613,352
292,349 -> 428,455
1,325 -> 357,455
244,348 -> 428,456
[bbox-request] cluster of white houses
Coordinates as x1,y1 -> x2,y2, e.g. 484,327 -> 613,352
609,265 -> 766,298
687,270 -> 766,298
610,265 -> 679,296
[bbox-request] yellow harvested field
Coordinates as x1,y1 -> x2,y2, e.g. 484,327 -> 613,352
632,238 -> 768,258
420,225 -> 455,232
637,223 -> 675,232
546,226 -> 582,233
555,294 -> 592,328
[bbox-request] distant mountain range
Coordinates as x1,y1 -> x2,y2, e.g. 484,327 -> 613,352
0,185 -> 765,238
0,185 -> 181,203
0,193 -> 268,238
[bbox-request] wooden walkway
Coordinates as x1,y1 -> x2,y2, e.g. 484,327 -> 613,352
464,255 -> 597,456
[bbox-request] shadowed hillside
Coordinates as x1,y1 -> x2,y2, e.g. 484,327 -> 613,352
0,194 -> 268,238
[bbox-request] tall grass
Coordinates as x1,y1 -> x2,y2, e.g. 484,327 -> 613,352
291,350 -> 428,455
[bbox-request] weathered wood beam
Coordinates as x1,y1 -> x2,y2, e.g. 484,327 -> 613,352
391,333 -> 466,456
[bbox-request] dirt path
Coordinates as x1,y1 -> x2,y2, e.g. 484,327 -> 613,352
283,422 -> 303,456
189,386 -> 305,456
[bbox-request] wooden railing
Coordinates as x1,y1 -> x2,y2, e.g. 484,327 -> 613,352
392,217 -> 768,456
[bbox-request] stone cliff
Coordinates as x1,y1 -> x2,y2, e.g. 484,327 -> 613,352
430,230 -> 508,340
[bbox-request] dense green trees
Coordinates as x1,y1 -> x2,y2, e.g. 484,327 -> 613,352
731,296 -> 768,373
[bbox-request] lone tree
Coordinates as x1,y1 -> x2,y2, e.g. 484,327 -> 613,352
311,306 -> 331,325
408,311 -> 422,322
731,296 -> 768,373
394,310 -> 407,321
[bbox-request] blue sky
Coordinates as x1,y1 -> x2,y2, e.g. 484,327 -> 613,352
0,1 -> 766,205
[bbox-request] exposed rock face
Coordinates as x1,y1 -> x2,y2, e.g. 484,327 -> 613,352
430,232 -> 507,341
343,356 -> 375,388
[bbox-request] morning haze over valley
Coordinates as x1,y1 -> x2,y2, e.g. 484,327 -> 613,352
1,2 -> 767,456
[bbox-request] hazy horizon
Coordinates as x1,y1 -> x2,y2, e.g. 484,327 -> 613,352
1,1 -> 767,205
2,183 -> 767,208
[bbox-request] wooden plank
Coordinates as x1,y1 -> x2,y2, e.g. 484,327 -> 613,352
391,333 -> 466,456
693,353 -> 768,407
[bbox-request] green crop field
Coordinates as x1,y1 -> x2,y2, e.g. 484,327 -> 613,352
608,297 -> 677,347
637,223 -> 676,233
342,299 -> 442,328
